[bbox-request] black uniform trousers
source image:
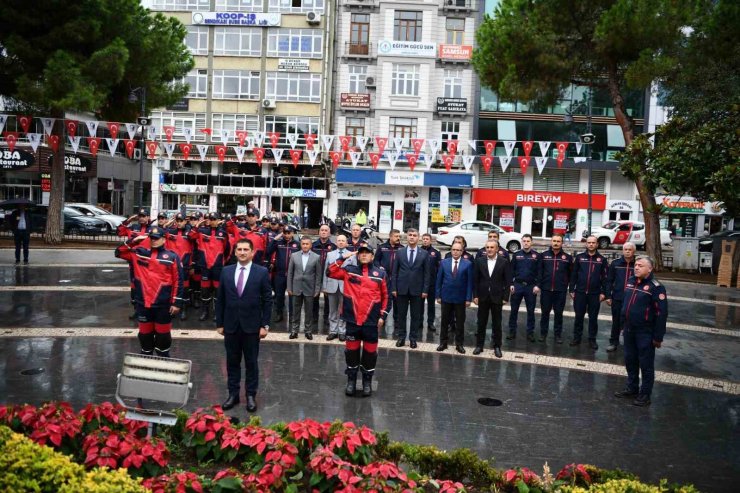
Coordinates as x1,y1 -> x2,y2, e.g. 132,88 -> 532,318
13,229 -> 30,263
396,294 -> 423,342
440,302 -> 466,345
540,290 -> 567,337
609,300 -> 623,346
424,284 -> 436,328
476,296 -> 504,348
573,292 -> 601,341
224,330 -> 260,397
272,274 -> 293,317
623,328 -> 656,396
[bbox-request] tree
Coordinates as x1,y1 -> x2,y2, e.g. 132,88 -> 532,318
472,0 -> 698,269
0,0 -> 193,244
620,0 -> 740,217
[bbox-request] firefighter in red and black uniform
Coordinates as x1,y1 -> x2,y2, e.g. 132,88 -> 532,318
187,212 -> 204,310
265,225 -> 300,322
328,245 -> 390,398
189,213 -> 230,321
117,209 -> 153,319
115,226 -> 184,357
165,213 -> 194,320
225,210 -> 267,266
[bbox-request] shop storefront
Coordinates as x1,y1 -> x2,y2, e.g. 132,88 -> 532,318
654,195 -> 728,236
606,199 -> 639,222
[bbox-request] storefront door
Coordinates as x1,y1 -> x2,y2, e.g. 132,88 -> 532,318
403,202 -> 420,231
531,208 -> 544,237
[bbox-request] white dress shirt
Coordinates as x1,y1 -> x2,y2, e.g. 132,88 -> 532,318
487,256 -> 497,276
301,251 -> 310,270
234,261 -> 252,293
17,211 -> 26,230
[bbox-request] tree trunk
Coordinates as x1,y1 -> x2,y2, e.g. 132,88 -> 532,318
44,110 -> 65,245
606,64 -> 663,270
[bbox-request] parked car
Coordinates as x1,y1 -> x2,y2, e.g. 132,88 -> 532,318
436,221 -> 523,252
20,205 -> 109,235
699,230 -> 740,252
66,203 -> 127,234
585,221 -> 673,250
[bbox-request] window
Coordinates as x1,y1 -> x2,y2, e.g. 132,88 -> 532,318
212,70 -> 261,100
394,11 -> 423,41
267,29 -> 323,58
211,114 -> 260,143
391,64 -> 420,96
214,28 -> 262,56
150,112 -> 207,142
349,14 -> 370,54
441,121 -> 460,151
184,70 -> 207,98
151,0 -> 209,11
268,0 -> 325,14
348,65 -> 368,93
266,72 -> 322,103
185,26 -> 208,55
443,69 -> 463,98
389,117 -> 417,139
345,118 -> 365,144
215,0 -> 261,11
263,116 -> 320,147
445,18 -> 465,44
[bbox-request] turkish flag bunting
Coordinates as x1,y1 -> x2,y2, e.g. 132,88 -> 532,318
200,128 -> 212,136
375,136 -> 388,155
556,141 -> 568,168
522,140 -> 534,158
483,140 -> 497,156
235,130 -> 248,147
145,141 -> 159,159
289,149 -> 302,168
65,120 -> 78,137
481,155 -> 494,173
368,152 -> 381,169
3,131 -> 19,152
329,151 -> 342,169
18,115 -> 32,134
447,140 -> 458,156
339,135 -> 351,152
304,133 -> 316,150
214,145 -> 227,162
179,143 -> 192,160
411,138 -> 425,154
518,156 -> 530,174
407,154 -> 419,171
87,137 -> 101,156
253,147 -> 265,166
163,126 -> 175,142
48,135 -> 60,152
107,122 -> 120,140
443,154 -> 455,172
124,139 -> 136,159
268,132 -> 280,148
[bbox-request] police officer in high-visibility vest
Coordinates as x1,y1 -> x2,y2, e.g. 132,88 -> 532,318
614,256 -> 668,407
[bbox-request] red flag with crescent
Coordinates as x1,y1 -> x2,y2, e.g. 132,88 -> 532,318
518,156 -> 530,174
179,143 -> 192,160
556,141 -> 568,167
289,149 -> 302,168
407,154 -> 419,171
443,154 -> 455,172
214,145 -> 227,162
368,152 -> 381,169
522,140 -> 534,157
87,137 -> 101,156
253,147 -> 265,166
329,151 -> 342,169
49,135 -> 60,152
163,126 -> 175,142
125,139 -> 136,159
304,133 -> 316,150
339,135 -> 351,152
447,140 -> 458,156
481,155 -> 494,173
3,132 -> 19,152
375,136 -> 388,155
107,122 -> 120,140
483,140 -> 497,156
65,120 -> 78,137
18,115 -> 32,134
200,128 -> 212,136
268,132 -> 280,148
145,141 -> 159,159
410,138 -> 425,154
235,130 -> 248,147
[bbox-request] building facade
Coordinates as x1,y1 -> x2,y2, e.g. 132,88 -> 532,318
328,0 -> 479,234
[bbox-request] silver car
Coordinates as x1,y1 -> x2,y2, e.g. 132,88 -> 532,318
66,203 -> 127,234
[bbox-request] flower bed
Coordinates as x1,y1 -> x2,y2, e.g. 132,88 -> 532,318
0,401 -> 700,492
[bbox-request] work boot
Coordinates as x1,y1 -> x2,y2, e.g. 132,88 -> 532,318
199,303 -> 210,321
361,371 -> 373,397
179,306 -> 187,321
345,367 -> 358,396
192,290 -> 201,308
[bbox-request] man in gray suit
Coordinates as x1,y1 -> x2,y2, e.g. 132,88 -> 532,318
287,236 -> 322,339
323,234 -> 352,342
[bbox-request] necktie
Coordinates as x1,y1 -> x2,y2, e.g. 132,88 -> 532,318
453,260 -> 458,278
237,267 -> 245,297
409,249 -> 415,264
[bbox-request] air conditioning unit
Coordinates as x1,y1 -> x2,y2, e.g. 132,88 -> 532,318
262,99 -> 277,109
132,148 -> 142,160
365,76 -> 376,88
306,11 -> 321,24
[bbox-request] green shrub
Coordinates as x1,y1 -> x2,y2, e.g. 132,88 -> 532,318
557,478 -> 700,492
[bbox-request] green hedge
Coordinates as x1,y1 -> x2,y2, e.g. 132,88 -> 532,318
0,425 -> 145,493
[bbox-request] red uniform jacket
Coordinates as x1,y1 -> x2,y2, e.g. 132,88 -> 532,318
115,243 -> 184,308
328,258 -> 389,327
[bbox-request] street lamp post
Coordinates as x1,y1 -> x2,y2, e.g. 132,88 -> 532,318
586,86 -> 593,236
129,87 -> 147,211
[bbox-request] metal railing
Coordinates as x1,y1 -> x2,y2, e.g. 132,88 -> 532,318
344,41 -> 374,57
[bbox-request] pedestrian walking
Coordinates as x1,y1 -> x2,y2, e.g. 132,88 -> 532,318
287,236 -> 322,339
435,243 -> 473,354
614,256 -> 668,407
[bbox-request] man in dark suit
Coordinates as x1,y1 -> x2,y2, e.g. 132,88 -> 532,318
473,239 -> 512,358
9,204 -> 33,265
216,238 -> 272,413
435,243 -> 473,353
392,228 -> 431,349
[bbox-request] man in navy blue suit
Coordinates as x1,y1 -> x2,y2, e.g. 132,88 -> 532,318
216,238 -> 272,413
435,243 -> 473,354
392,228 -> 431,349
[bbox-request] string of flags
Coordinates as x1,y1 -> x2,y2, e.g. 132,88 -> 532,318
0,114 -> 589,175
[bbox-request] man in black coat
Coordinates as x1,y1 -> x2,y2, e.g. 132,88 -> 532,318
392,228 -> 431,349
472,239 -> 512,357
8,204 -> 33,265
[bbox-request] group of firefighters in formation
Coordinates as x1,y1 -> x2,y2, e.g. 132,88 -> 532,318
115,207 -> 668,407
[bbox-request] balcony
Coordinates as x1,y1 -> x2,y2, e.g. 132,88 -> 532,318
441,0 -> 475,14
343,42 -> 375,60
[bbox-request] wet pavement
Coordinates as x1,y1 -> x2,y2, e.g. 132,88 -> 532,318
1,248 -> 739,491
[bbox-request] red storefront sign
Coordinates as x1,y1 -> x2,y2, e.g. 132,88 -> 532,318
40,173 -> 51,192
340,93 -> 371,108
499,209 -> 515,231
438,44 -> 473,60
553,212 -> 570,234
472,189 -> 606,210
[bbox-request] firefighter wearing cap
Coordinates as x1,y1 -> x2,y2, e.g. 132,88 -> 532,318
244,207 -> 268,263
117,209 -> 152,320
226,211 -> 266,266
614,256 -> 668,407
164,213 -> 194,320
267,217 -> 283,242
328,245 -> 389,398
188,212 -> 204,308
265,224 -> 300,322
115,226 -> 184,357
189,213 -> 230,321
156,212 -> 169,228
